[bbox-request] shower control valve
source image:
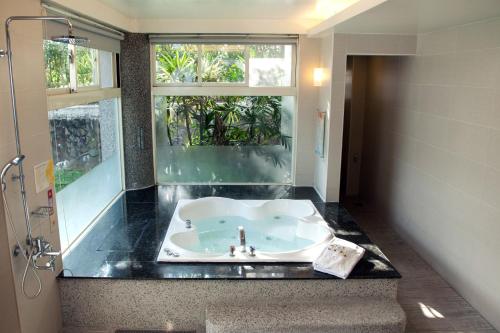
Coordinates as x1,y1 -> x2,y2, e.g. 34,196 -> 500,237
249,246 -> 256,257
229,245 -> 236,257
32,237 -> 60,271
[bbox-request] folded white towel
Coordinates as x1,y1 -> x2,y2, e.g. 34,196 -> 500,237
313,237 -> 365,279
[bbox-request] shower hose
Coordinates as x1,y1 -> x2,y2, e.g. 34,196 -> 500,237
1,187 -> 42,299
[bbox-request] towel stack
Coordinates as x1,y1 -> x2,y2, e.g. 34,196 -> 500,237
313,237 -> 365,279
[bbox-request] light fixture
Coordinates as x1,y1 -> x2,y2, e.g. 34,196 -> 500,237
313,67 -> 324,87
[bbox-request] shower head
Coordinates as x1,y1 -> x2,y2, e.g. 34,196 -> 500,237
51,26 -> 89,46
51,33 -> 89,46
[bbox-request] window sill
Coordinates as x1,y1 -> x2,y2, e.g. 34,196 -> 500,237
47,88 -> 121,110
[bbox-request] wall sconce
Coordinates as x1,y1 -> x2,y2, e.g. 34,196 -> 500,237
313,68 -> 324,87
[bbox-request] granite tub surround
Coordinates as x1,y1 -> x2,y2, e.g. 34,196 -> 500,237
206,298 -> 406,333
59,278 -> 402,332
59,185 -> 400,279
59,185 -> 403,332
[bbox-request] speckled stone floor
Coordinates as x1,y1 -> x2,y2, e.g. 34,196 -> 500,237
345,200 -> 498,333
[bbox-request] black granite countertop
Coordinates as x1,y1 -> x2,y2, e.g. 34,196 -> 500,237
59,185 -> 400,280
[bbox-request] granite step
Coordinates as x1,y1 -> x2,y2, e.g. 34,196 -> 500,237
206,297 -> 406,333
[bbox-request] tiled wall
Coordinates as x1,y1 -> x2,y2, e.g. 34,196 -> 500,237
120,33 -> 155,189
361,17 -> 500,330
0,0 -> 63,332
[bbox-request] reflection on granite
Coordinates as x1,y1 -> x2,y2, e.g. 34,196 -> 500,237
60,185 -> 400,280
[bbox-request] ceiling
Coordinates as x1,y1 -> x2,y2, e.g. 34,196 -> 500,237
335,0 -> 500,34
97,0 -> 364,23
99,0 -> 321,20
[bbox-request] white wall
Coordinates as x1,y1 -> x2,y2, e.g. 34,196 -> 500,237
313,33 -> 334,200
359,17 -> 500,330
0,0 -> 63,332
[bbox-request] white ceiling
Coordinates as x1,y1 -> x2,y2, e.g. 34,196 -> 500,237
99,0 -> 322,20
335,0 -> 500,34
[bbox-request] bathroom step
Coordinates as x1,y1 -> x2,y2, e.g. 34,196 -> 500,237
206,297 -> 406,333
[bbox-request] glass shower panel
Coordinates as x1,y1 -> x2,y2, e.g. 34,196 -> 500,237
50,98 -> 123,251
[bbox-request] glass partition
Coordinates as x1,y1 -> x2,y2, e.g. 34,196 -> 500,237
50,98 -> 122,251
154,95 -> 294,183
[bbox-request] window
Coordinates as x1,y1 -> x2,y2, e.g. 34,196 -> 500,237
75,46 -> 99,88
44,33 -> 122,251
155,44 -> 198,84
152,39 -> 297,184
153,42 -> 295,87
43,42 -> 101,92
50,99 -> 123,251
201,44 -> 245,83
248,44 -> 293,87
155,95 -> 294,183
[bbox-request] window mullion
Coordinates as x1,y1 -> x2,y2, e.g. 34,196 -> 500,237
69,44 -> 77,93
244,45 -> 250,87
197,44 -> 202,86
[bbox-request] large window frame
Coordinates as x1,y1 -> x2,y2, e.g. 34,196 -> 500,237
151,42 -> 297,90
45,43 -> 120,96
43,36 -> 125,253
151,36 -> 299,185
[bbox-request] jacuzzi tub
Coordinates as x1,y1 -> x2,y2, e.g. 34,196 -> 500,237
157,197 -> 334,262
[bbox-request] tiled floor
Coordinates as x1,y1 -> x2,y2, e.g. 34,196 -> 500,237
345,201 -> 497,333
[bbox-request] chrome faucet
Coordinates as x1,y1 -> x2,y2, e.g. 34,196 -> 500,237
238,226 -> 246,252
32,237 -> 60,271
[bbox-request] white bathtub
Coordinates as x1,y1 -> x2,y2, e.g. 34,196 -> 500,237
157,197 -> 334,263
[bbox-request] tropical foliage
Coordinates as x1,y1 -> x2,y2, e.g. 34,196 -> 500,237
155,43 -> 291,151
155,44 -> 198,83
75,46 -> 98,86
155,95 -> 291,150
44,40 -> 70,88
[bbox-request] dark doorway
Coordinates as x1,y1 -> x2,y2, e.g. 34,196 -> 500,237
339,55 -> 405,206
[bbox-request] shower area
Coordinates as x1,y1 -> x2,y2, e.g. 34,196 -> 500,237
43,13 -> 125,252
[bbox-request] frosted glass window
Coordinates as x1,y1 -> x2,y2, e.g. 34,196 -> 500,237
50,98 -> 123,251
99,50 -> 114,88
155,96 -> 294,184
249,44 -> 293,87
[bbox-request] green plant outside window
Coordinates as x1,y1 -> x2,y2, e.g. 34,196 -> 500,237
155,44 -> 198,83
44,40 -> 70,89
76,46 -> 99,87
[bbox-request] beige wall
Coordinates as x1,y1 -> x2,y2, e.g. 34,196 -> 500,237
0,0 -> 63,332
0,196 -> 22,332
294,36 -> 320,186
313,33 -> 334,200
315,33 -> 417,201
357,17 -> 500,331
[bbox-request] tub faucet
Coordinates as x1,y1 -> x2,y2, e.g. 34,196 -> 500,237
238,226 -> 246,252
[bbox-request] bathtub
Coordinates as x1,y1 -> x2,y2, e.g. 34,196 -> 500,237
157,197 -> 334,262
